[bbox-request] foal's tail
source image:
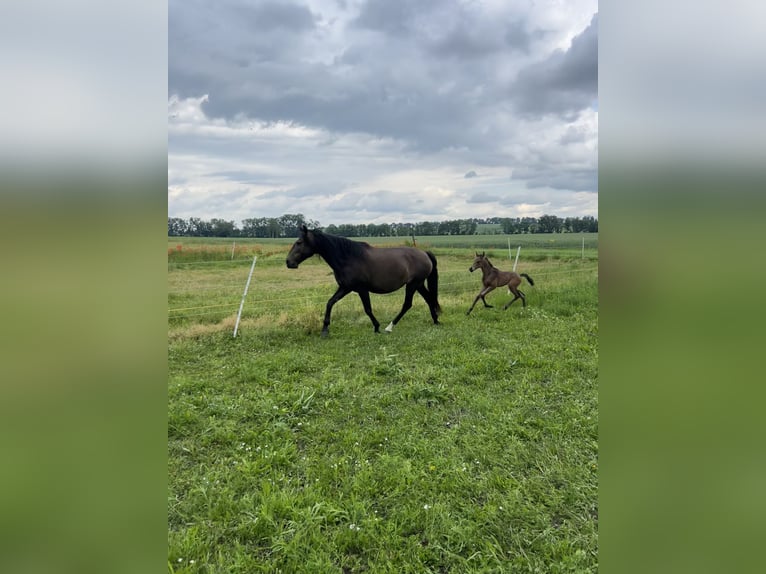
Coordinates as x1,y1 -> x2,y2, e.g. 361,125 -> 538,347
426,251 -> 442,315
520,273 -> 535,286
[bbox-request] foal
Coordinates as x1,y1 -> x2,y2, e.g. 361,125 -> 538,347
466,252 -> 535,315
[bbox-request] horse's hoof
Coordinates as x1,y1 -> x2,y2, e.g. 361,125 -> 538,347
320,330 -> 329,338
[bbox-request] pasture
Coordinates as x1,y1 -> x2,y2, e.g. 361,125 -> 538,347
168,235 -> 598,572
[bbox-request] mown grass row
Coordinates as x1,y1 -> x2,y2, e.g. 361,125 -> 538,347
168,243 -> 598,573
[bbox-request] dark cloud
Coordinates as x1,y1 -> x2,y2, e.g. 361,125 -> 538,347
510,13 -> 598,119
559,125 -> 590,145
326,189 -> 449,216
168,1 -> 599,220
467,192 -> 499,204
170,0 -> 597,156
504,20 -> 536,53
512,165 -> 597,192
167,1 -> 490,152
428,21 -> 506,59
259,185 -> 341,200
351,0 -> 436,36
207,170 -> 282,186
230,1 -> 317,31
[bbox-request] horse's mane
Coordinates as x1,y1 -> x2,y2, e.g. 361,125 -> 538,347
310,229 -> 370,268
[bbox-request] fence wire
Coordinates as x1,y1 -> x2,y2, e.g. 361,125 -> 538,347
168,263 -> 597,320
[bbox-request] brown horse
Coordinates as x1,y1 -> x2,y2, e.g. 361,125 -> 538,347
286,225 -> 441,337
466,252 -> 535,315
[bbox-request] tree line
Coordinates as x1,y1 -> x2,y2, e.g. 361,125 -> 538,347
168,214 -> 597,238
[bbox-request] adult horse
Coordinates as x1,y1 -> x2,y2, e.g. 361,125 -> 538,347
466,252 -> 535,315
286,225 -> 441,337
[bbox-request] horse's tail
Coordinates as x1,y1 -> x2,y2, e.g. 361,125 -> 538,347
426,251 -> 442,315
520,273 -> 535,286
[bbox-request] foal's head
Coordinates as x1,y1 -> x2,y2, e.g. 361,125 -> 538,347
469,252 -> 490,273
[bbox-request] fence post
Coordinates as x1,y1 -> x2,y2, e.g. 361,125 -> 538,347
233,256 -> 257,338
512,246 -> 521,271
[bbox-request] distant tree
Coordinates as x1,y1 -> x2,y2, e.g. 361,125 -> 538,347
210,218 -> 237,237
336,223 -> 358,237
458,219 -> 477,235
518,217 -> 537,234
172,213 -> 596,238
241,217 -> 269,237
538,214 -> 562,233
168,217 -> 188,236
186,217 -> 212,236
367,223 -> 389,237
279,213 -> 310,237
415,221 -> 438,235
437,220 -> 457,235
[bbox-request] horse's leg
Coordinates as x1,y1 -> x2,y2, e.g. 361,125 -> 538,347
502,287 -> 523,310
357,290 -> 381,333
467,290 -> 484,315
481,285 -> 496,308
321,286 -> 351,337
385,283 -> 418,332
467,286 -> 494,315
416,284 -> 440,324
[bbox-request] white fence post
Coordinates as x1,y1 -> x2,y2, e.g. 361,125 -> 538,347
512,246 -> 521,271
233,256 -> 257,338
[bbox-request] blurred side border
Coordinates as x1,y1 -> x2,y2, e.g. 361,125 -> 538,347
0,2 -> 167,573
601,2 -> 766,573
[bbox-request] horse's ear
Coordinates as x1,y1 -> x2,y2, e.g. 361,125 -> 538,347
481,251 -> 485,257
300,224 -> 308,234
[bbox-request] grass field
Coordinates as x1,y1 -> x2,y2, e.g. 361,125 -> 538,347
168,233 -> 598,266
168,236 -> 598,572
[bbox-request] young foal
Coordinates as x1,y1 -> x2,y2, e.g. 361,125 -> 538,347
466,252 -> 535,315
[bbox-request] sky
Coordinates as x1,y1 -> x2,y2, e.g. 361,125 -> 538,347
168,0 -> 598,226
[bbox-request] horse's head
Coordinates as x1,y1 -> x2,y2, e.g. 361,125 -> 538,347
286,224 -> 316,268
469,252 -> 487,273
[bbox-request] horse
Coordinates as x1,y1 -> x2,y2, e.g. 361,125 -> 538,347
286,225 -> 441,337
466,252 -> 535,315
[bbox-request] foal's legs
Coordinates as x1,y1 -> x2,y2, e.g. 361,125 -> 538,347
385,282 -> 419,332
502,287 -> 526,310
357,290 -> 381,333
321,286 -> 351,337
416,284 -> 440,324
467,286 -> 495,315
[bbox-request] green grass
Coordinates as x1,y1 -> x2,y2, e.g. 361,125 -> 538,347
168,241 -> 598,572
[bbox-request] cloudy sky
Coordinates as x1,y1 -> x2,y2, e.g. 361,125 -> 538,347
169,0 -> 598,226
